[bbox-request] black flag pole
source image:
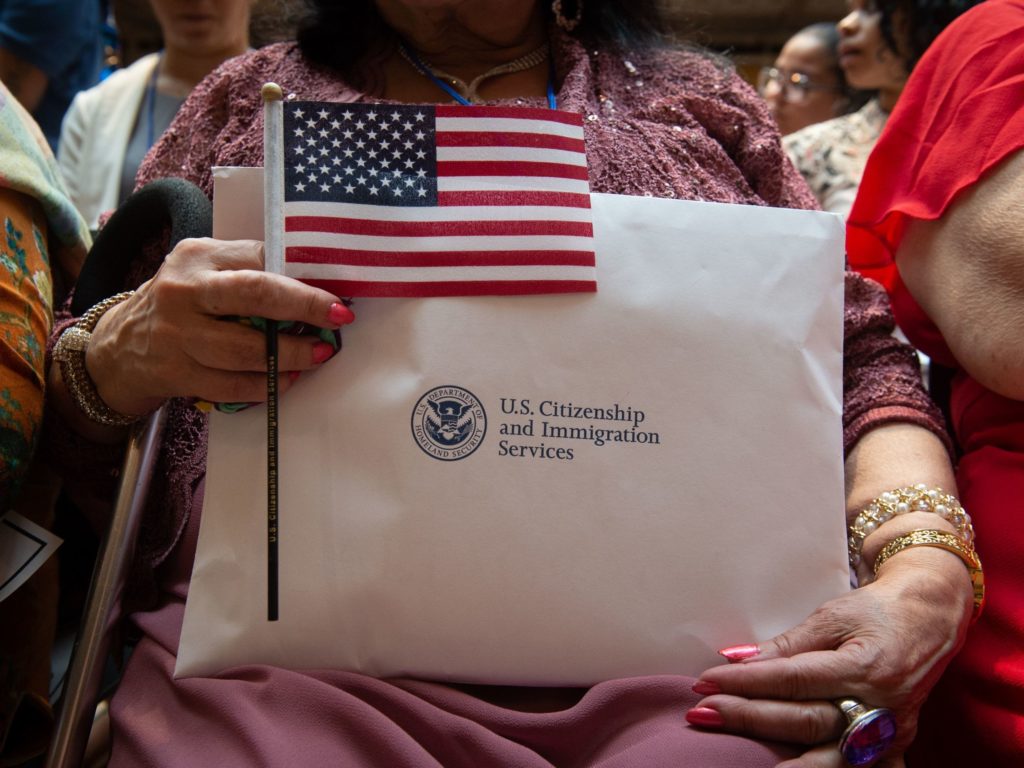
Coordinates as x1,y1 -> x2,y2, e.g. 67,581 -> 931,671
262,82 -> 285,621
265,320 -> 279,621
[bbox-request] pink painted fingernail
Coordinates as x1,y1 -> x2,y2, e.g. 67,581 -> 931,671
692,680 -> 721,696
718,644 -> 761,663
327,302 -> 354,326
312,342 -> 335,364
686,707 -> 725,728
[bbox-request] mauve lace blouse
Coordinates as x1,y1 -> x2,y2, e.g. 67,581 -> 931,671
51,32 -> 947,601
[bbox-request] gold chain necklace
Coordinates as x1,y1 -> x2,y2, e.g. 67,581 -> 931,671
398,43 -> 549,104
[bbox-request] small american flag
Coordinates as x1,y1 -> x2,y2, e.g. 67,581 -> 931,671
281,101 -> 596,297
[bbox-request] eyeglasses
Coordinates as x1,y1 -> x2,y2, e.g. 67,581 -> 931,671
757,67 -> 839,103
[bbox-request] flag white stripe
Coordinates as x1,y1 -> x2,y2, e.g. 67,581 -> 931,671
435,146 -> 586,166
436,116 -> 584,140
436,176 -> 589,194
285,200 -> 593,223
285,262 -> 596,282
285,231 -> 593,253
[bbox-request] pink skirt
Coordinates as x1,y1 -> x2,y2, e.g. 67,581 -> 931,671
109,482 -> 797,767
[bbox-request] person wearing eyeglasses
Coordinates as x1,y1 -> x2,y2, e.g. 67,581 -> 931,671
759,22 -> 865,137
784,0 -> 981,219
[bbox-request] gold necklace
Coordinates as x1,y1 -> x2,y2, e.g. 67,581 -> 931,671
398,43 -> 549,103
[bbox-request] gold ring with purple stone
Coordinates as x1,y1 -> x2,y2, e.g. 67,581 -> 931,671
834,698 -> 897,766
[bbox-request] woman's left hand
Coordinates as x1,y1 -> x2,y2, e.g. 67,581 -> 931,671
687,545 -> 974,767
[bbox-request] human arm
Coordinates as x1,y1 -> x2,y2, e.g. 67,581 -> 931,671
43,50 -> 276,533
688,427 -> 973,767
0,47 -> 47,112
0,0 -> 88,112
48,237 -> 355,444
896,149 -> 1024,400
687,273 -> 972,766
46,51 -> 272,444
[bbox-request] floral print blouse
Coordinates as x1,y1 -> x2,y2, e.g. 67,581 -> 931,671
0,189 -> 53,505
783,99 -> 888,219
0,83 -> 89,506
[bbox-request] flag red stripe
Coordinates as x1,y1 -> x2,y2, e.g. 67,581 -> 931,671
286,216 -> 593,238
437,190 -> 591,208
286,247 -> 596,268
436,160 -> 590,181
435,105 -> 583,126
435,131 -> 585,153
300,278 -> 597,297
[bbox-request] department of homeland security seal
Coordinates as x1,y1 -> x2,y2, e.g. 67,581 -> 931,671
411,385 -> 487,461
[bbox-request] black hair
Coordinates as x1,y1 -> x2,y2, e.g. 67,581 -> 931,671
796,21 -> 871,115
874,0 -> 986,71
297,0 -> 669,84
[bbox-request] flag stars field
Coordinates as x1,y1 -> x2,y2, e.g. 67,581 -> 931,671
279,101 -> 596,296
285,102 -> 439,203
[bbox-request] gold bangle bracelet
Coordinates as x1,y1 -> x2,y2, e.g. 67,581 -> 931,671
53,291 -> 142,428
872,529 -> 985,618
848,485 -> 973,568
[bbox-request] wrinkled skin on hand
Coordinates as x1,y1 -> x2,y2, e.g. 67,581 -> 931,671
84,237 -> 353,418
690,546 -> 974,767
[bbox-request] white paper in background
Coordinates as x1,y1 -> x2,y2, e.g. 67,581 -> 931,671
177,167 -> 849,684
0,510 -> 61,603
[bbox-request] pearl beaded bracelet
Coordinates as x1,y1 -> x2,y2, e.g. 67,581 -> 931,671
848,485 -> 974,569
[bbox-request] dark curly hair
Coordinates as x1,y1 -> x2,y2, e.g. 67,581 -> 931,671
297,0 -> 668,83
875,0 -> 986,71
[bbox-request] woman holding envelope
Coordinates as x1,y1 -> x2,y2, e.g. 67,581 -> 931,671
47,0 -> 977,765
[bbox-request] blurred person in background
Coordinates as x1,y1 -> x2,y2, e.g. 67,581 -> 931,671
784,0 -> 982,218
58,0 -> 254,231
759,21 -> 867,137
107,0 -> 309,68
111,0 -> 165,69
0,0 -> 104,150
0,77 -> 90,767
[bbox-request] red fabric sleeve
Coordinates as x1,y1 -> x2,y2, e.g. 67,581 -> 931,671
847,0 -> 1024,292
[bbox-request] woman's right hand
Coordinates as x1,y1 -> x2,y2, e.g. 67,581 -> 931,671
85,237 -> 353,419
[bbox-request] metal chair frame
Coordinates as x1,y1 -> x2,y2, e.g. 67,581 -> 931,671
45,408 -> 166,768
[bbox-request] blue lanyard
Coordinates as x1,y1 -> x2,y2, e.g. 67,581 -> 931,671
399,43 -> 558,110
144,55 -> 160,149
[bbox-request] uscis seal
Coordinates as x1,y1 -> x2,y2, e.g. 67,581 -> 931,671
411,385 -> 487,461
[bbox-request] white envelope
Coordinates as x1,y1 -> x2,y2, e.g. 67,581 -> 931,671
177,167 -> 849,684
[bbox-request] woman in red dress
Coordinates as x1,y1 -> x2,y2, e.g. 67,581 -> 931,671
848,1 -> 1024,763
